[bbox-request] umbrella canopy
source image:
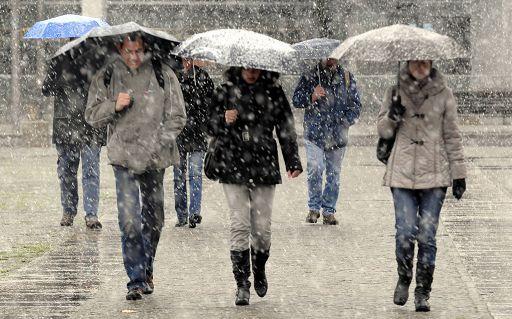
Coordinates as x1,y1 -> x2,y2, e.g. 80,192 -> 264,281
51,21 -> 180,66
24,14 -> 109,39
330,24 -> 465,62
292,38 -> 340,60
173,29 -> 300,74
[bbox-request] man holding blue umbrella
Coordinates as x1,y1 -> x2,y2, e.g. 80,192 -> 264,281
28,14 -> 109,228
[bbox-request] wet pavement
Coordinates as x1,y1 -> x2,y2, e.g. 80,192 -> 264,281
0,139 -> 510,318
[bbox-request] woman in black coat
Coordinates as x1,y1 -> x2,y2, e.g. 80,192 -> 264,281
208,67 -> 302,306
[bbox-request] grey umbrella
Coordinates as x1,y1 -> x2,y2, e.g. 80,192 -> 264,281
173,29 -> 301,74
292,38 -> 341,60
293,38 -> 341,86
330,24 -> 465,62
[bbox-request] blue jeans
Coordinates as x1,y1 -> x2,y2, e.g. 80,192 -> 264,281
173,150 -> 205,222
113,166 -> 165,290
391,187 -> 447,271
304,139 -> 346,215
56,143 -> 101,218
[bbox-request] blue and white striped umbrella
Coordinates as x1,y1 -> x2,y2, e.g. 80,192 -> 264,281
24,14 -> 109,39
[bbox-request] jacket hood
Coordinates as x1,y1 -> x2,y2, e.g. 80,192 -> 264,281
223,67 -> 280,86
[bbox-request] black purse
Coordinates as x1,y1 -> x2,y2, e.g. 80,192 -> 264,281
204,137 -> 224,181
376,135 -> 396,165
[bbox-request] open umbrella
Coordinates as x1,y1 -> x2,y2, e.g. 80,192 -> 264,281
293,38 -> 341,86
292,38 -> 340,60
52,22 -> 179,61
24,14 -> 109,39
173,29 -> 300,74
330,24 -> 465,62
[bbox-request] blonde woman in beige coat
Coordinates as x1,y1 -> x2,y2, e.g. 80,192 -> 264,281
377,60 -> 467,312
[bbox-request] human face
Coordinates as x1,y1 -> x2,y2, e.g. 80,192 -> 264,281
241,68 -> 261,84
182,58 -> 193,72
408,60 -> 432,80
118,37 -> 145,70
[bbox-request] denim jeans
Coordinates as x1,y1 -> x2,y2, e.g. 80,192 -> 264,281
304,139 -> 346,215
391,187 -> 447,272
113,166 -> 165,290
173,150 -> 205,222
56,143 -> 101,218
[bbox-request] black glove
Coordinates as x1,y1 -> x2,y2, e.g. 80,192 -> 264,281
388,88 -> 406,121
452,178 -> 466,200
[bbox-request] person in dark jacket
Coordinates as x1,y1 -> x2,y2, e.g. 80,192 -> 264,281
292,58 -> 361,225
173,58 -> 214,228
209,67 -> 303,306
42,51 -> 106,229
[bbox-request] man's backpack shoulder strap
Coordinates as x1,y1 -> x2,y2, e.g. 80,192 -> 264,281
343,68 -> 351,92
103,63 -> 114,89
151,58 -> 165,90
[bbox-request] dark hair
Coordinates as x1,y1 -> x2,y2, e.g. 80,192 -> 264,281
223,67 -> 280,85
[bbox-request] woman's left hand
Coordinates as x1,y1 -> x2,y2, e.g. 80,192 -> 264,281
287,170 -> 302,178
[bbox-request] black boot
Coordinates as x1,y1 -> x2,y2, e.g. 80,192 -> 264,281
230,250 -> 251,306
414,264 -> 435,312
393,257 -> 413,306
251,247 -> 269,298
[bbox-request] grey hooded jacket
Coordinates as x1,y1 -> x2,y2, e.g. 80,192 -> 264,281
85,55 -> 186,173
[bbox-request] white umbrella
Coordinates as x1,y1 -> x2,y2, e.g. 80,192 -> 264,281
330,24 -> 466,62
173,29 -> 300,74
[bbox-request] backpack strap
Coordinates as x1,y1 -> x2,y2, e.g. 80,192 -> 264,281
103,63 -> 114,89
343,69 -> 351,92
151,58 -> 165,90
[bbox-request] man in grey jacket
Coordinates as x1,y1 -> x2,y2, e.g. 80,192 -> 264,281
85,34 -> 186,300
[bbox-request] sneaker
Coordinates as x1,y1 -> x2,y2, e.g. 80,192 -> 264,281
143,275 -> 154,295
322,214 -> 339,225
305,210 -> 320,223
85,216 -> 102,229
175,219 -> 188,227
126,288 -> 143,300
60,214 -> 74,226
189,214 -> 202,228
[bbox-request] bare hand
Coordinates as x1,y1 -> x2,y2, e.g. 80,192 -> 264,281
312,85 -> 326,103
225,109 -> 238,124
287,170 -> 302,178
115,92 -> 132,112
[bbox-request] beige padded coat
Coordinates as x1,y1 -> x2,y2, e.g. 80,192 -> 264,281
377,67 -> 467,189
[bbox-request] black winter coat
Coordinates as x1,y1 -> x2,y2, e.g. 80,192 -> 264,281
209,68 -> 302,186
42,57 -> 106,146
176,66 -> 214,152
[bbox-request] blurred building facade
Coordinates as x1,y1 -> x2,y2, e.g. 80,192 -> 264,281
1,0 -> 511,132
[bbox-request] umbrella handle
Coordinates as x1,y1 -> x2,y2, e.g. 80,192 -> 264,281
396,61 -> 401,92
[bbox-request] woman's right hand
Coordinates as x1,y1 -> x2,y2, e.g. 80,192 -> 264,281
225,109 -> 238,124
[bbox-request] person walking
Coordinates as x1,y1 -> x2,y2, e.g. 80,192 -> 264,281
208,67 -> 302,306
42,52 -> 106,229
377,60 -> 467,312
292,58 -> 361,225
173,58 -> 214,228
85,34 -> 186,300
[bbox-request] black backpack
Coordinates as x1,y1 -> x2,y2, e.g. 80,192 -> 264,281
103,58 -> 166,90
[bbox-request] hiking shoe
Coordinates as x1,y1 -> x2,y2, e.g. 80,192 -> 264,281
305,210 -> 320,223
60,214 -> 74,226
189,214 -> 202,228
126,288 -> 143,300
85,216 -> 102,229
322,214 -> 339,225
175,219 -> 188,227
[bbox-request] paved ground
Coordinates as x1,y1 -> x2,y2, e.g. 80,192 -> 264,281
1,138 -> 511,318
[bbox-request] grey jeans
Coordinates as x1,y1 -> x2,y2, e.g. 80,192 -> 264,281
223,184 -> 276,252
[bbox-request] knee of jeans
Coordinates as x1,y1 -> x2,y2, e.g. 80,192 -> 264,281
119,220 -> 140,239
395,227 -> 416,248
230,229 -> 250,251
417,231 -> 437,247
